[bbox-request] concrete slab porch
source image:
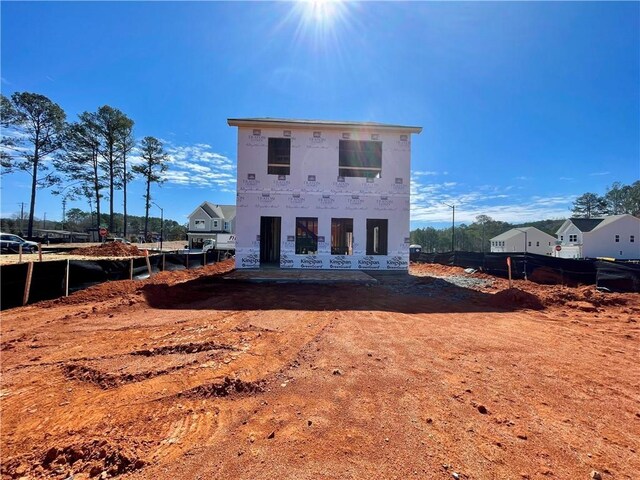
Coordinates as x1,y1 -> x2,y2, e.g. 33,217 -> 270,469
222,268 -> 379,284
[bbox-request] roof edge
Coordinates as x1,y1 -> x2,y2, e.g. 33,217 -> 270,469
227,118 -> 422,134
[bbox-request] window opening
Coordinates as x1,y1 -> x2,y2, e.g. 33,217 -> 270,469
331,218 -> 353,255
339,140 -> 382,178
296,217 -> 318,254
268,138 -> 291,175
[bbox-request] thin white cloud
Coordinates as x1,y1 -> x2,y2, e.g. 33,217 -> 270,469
162,141 -> 237,189
410,176 -> 575,224
589,171 -> 610,176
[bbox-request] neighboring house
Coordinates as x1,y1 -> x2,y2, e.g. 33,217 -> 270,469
228,117 -> 422,269
490,227 -> 555,255
555,214 -> 640,259
186,202 -> 236,249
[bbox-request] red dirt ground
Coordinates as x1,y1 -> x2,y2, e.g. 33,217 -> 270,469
1,260 -> 639,479
69,243 -> 144,257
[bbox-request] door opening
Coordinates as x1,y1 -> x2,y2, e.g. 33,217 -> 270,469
260,216 -> 281,265
366,218 -> 388,255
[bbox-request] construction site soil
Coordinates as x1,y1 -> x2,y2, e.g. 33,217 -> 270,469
69,244 -> 145,258
1,260 -> 638,479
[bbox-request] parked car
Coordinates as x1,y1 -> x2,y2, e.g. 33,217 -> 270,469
0,233 -> 38,254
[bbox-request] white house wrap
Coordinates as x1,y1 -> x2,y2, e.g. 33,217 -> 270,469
228,118 -> 422,270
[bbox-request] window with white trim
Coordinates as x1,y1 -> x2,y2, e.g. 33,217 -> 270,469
194,220 -> 206,230
569,234 -> 577,243
615,235 -> 620,243
630,235 -> 635,243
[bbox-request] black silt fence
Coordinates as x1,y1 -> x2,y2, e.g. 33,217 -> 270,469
0,252 -> 221,311
595,261 -> 640,293
1,263 -> 30,310
28,260 -> 69,303
415,251 -> 598,286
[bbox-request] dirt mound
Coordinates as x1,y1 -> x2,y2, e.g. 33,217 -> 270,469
40,259 -> 236,308
61,360 -> 197,389
70,242 -> 144,257
2,439 -> 145,479
488,287 -> 545,310
133,341 -> 236,356
180,376 -> 265,398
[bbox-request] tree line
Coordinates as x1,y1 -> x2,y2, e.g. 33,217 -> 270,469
410,215 -> 565,254
570,181 -> 640,218
1,91 -> 169,239
0,210 -> 186,243
412,180 -> 639,253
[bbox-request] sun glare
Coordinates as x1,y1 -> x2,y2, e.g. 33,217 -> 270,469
305,0 -> 340,23
276,0 -> 355,61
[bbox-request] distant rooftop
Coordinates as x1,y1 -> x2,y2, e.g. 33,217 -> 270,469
490,227 -> 555,242
567,217 -> 606,232
227,117 -> 422,133
566,214 -> 637,233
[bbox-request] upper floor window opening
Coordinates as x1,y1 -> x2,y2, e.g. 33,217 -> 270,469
339,140 -> 382,178
268,138 -> 291,175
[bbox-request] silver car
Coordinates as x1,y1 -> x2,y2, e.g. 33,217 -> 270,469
0,233 -> 38,254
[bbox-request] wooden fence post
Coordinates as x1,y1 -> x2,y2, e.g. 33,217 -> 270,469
144,250 -> 152,277
23,262 -> 34,306
65,259 -> 70,297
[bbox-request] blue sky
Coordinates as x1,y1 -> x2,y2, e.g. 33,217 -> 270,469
1,1 -> 638,228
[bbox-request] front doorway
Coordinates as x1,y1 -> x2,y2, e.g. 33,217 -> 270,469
366,218 -> 388,256
260,216 -> 281,265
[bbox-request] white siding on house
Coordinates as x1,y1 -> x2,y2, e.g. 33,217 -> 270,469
583,216 -> 640,259
490,228 -> 555,255
186,203 -> 237,248
189,209 -> 211,231
555,215 -> 640,259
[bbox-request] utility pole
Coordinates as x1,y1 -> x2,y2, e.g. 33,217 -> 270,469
514,228 -> 529,281
18,202 -> 25,235
88,197 -> 94,230
62,198 -> 67,231
443,202 -> 455,252
152,202 -> 164,250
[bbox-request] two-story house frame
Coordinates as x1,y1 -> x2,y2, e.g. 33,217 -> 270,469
228,118 -> 422,270
186,202 -> 236,249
